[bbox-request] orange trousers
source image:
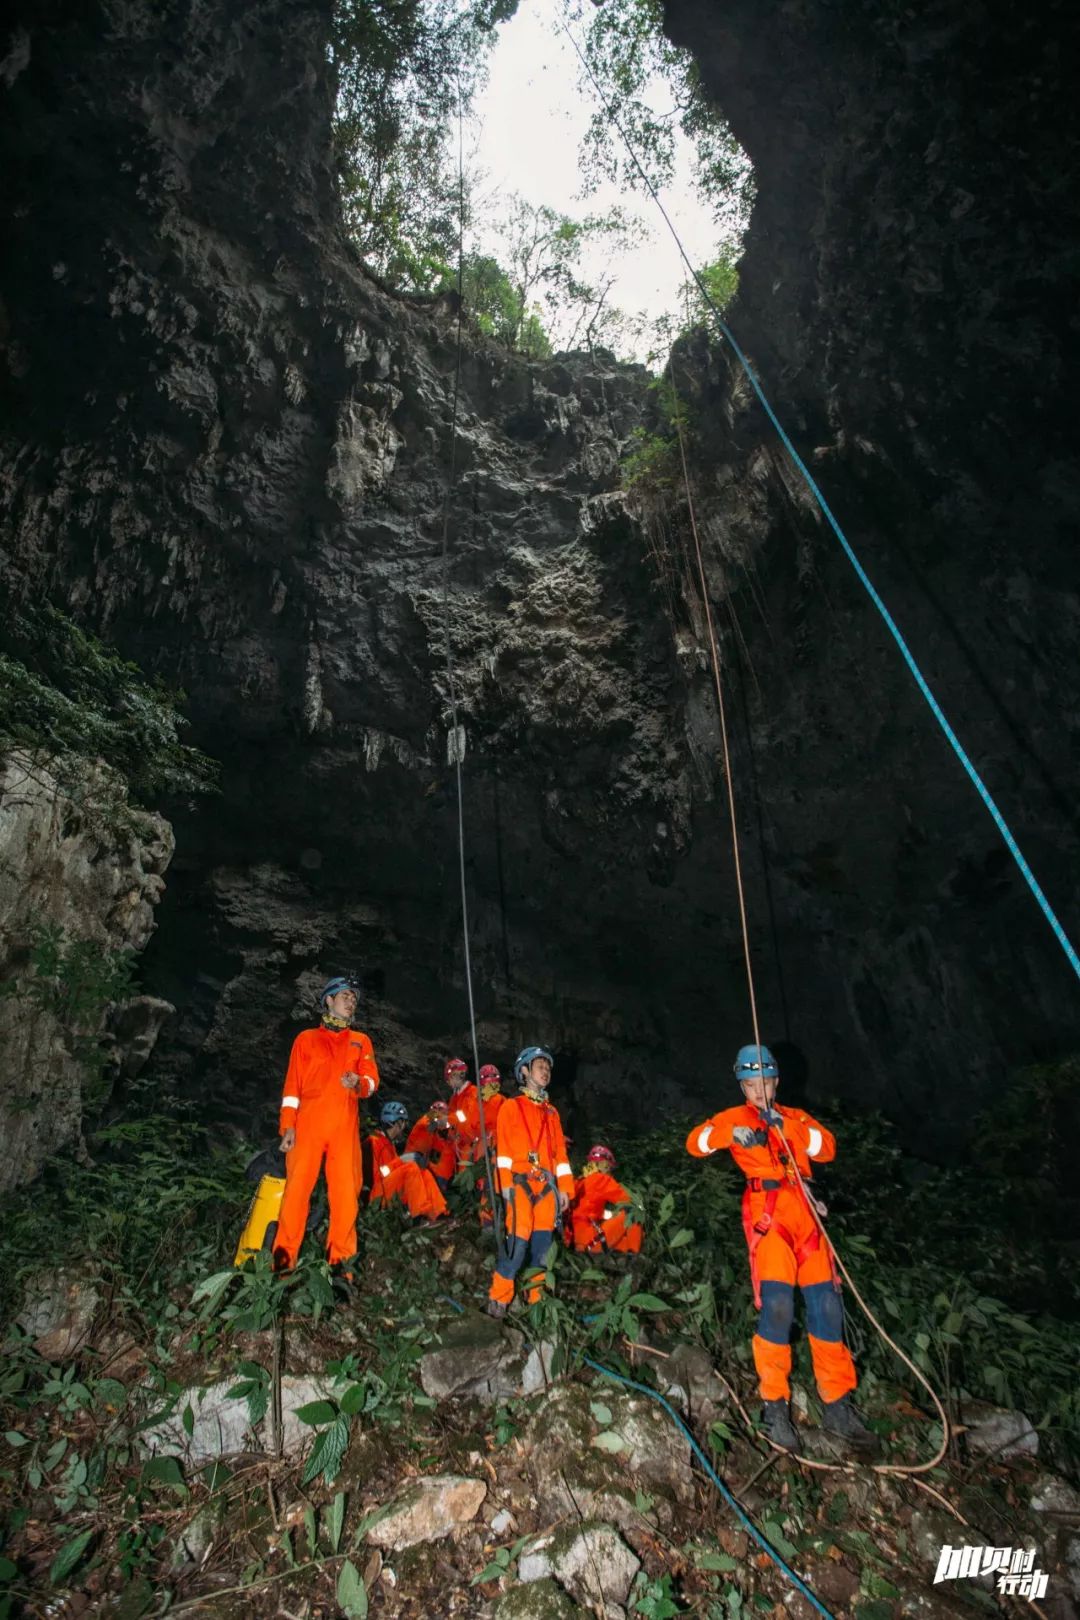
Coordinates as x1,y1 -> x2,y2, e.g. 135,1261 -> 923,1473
489,1179 -> 556,1306
745,1185 -> 856,1405
568,1211 -> 643,1254
372,1161 -> 448,1220
274,1122 -> 360,1270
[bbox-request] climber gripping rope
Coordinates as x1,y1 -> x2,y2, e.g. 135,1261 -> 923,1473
273,977 -> 379,1276
487,1047 -> 573,1316
687,1044 -> 874,1454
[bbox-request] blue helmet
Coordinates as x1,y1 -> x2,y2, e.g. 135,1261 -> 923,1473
380,1100 -> 409,1127
320,976 -> 359,1008
514,1045 -> 554,1086
734,1044 -> 778,1083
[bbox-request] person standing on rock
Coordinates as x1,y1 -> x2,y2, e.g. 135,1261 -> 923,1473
273,977 -> 379,1277
487,1047 -> 574,1317
686,1044 -> 874,1454
564,1145 -> 643,1255
444,1056 -> 476,1167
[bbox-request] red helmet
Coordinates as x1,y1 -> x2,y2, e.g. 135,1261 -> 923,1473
586,1144 -> 616,1168
444,1058 -> 468,1084
478,1064 -> 501,1088
430,1100 -> 449,1115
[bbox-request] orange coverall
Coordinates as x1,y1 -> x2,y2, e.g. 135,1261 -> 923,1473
405,1113 -> 456,1186
565,1170 -> 643,1254
273,1025 -> 379,1269
449,1081 -> 479,1165
686,1103 -> 856,1405
473,1092 -> 504,1227
489,1094 -> 573,1307
364,1131 -> 449,1221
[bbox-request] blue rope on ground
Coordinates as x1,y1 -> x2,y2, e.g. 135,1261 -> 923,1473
558,7 -> 1080,987
583,1356 -> 835,1620
437,1294 -> 833,1617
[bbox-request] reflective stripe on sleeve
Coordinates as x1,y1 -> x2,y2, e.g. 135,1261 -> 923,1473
555,1162 -> 571,1178
379,1164 -> 391,1178
281,1095 -> 300,1110
807,1127 -> 823,1158
696,1125 -> 714,1154
496,1156 -> 512,1170
455,1110 -> 467,1123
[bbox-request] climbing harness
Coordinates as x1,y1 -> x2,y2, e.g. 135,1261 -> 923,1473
558,10 -> 1079,986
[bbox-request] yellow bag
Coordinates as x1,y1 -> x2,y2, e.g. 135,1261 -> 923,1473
234,1174 -> 286,1266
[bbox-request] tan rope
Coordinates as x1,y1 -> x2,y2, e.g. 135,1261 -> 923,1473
670,377 -> 951,1480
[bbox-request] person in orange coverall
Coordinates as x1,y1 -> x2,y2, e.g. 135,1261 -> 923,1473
564,1144 -> 643,1255
687,1044 -> 873,1453
487,1047 -> 573,1317
444,1056 -> 476,1166
470,1065 -> 504,1228
403,1100 -> 456,1190
273,977 -> 379,1275
364,1101 -> 450,1224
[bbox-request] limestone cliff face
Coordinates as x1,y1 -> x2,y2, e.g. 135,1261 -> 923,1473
0,753 -> 173,1190
1,0 -> 1077,1162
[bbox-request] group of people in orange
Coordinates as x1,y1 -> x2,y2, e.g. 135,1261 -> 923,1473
267,977 -> 872,1454
269,980 -> 643,1313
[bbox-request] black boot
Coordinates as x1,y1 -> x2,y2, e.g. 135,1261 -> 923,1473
821,1396 -> 876,1448
486,1298 -> 508,1320
761,1398 -> 801,1453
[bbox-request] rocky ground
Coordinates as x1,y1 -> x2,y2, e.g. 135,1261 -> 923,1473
2,1174 -> 1078,1620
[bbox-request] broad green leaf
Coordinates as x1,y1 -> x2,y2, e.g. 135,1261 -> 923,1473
471,1561 -> 507,1586
49,1528 -> 94,1585
627,1293 -> 670,1312
4,1432 -> 28,1448
142,1456 -> 187,1493
225,1381 -> 255,1401
336,1558 -> 369,1618
668,1228 -> 694,1248
182,1404 -> 194,1437
0,1557 -> 16,1580
339,1384 -> 368,1416
762,1520 -> 798,1561
302,1416 -> 350,1487
294,1399 -> 337,1426
327,1490 -> 345,1555
696,1551 -> 737,1571
592,1430 -> 627,1453
589,1402 -> 613,1426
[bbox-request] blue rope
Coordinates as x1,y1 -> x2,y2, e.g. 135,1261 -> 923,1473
438,1293 -> 832,1617
707,318 -> 1080,984
559,8 -> 1080,985
583,1356 -> 835,1620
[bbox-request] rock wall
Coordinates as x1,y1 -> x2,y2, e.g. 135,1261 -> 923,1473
1,0 -> 1077,1158
655,0 -> 1080,1118
0,752 -> 173,1190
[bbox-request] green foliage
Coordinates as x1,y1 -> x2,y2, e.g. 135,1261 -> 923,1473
0,1113 -> 244,1330
0,600 -> 216,810
1,924 -> 138,1110
569,0 -> 753,231
333,0 -> 515,287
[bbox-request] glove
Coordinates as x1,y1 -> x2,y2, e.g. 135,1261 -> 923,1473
760,1108 -> 783,1128
732,1125 -> 756,1147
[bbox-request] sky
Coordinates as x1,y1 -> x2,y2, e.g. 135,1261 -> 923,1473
460,0 -> 745,364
